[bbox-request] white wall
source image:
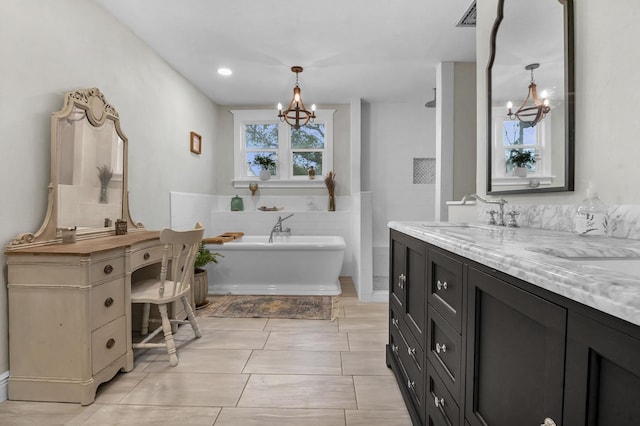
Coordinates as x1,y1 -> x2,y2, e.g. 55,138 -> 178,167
0,0 -> 219,393
363,102 -> 436,290
477,0 -> 640,205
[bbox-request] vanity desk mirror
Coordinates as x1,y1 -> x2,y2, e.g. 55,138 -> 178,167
5,88 -> 189,405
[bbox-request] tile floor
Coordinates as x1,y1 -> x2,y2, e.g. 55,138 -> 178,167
0,279 -> 412,425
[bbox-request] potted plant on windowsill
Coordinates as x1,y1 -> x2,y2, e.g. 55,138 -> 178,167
253,154 -> 276,180
508,149 -> 536,177
193,242 -> 222,308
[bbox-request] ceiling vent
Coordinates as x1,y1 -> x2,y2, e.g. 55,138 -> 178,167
456,1 -> 477,27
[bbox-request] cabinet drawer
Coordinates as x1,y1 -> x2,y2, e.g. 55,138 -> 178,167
91,316 -> 126,374
390,319 -> 425,421
428,248 -> 463,333
391,305 -> 424,373
131,244 -> 167,270
426,359 -> 460,426
428,305 -> 462,400
91,278 -> 125,331
90,256 -> 125,283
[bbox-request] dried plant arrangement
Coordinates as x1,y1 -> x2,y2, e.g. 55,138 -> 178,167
325,171 -> 336,211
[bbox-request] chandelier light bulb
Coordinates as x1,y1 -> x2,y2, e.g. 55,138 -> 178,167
541,90 -> 548,99
294,93 -> 300,102
507,101 -> 513,109
312,104 -> 316,112
277,103 -> 282,111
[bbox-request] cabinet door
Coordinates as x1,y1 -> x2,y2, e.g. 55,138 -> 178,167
465,267 -> 566,426
390,231 -> 427,346
390,234 -> 407,309
564,312 -> 640,426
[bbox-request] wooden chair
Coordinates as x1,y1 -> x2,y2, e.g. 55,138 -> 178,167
131,225 -> 205,366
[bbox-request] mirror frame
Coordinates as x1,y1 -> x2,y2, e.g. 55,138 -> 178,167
8,88 -> 143,249
487,0 -> 575,195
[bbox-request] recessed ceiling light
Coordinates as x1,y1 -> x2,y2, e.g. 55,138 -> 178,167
217,68 -> 232,76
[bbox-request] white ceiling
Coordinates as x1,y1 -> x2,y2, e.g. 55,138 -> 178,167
95,0 -> 476,106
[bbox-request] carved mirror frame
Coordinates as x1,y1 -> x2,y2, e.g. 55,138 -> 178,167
8,88 -> 143,249
487,0 -> 575,195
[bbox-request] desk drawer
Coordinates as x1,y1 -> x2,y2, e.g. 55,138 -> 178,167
91,256 -> 125,283
91,278 -> 125,331
131,244 -> 167,270
92,316 -> 126,374
428,248 -> 463,333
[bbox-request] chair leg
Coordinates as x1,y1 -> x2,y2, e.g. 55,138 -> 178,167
181,295 -> 202,338
158,303 -> 179,366
141,303 -> 151,335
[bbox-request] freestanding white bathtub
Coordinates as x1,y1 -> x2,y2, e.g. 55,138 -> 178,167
204,235 -> 346,296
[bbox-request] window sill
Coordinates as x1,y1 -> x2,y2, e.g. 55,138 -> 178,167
232,179 -> 327,189
492,175 -> 555,188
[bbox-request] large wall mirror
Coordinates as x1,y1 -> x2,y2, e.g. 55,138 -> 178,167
487,0 -> 574,194
9,88 -> 142,248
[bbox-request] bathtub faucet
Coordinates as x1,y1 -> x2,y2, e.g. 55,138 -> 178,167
269,213 -> 295,243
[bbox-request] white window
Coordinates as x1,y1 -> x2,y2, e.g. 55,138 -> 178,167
491,108 -> 553,186
231,109 -> 334,187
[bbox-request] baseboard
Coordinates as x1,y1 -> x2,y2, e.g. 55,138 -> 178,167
0,370 -> 8,402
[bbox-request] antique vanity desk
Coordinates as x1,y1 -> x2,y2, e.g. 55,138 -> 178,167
4,88 -> 188,405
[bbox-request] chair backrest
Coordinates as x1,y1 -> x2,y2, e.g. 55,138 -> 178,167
158,225 -> 205,297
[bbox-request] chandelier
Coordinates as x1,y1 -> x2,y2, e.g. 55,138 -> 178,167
506,63 -> 550,127
277,66 -> 316,130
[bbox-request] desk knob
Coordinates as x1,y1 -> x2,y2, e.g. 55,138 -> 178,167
103,264 -> 113,275
143,252 -> 150,260
106,338 -> 115,349
104,297 -> 114,307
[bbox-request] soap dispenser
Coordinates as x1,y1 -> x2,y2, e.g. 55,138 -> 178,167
575,183 -> 607,236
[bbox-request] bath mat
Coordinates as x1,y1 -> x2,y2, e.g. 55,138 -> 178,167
199,294 -> 338,321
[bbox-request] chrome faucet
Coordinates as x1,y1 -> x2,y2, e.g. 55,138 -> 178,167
269,213 -> 294,243
461,193 -> 508,226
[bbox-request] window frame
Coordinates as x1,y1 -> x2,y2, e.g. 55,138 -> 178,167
231,109 -> 334,188
491,107 -> 554,187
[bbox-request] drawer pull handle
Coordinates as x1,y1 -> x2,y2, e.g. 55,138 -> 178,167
104,297 -> 114,307
436,343 -> 447,354
392,318 -> 399,328
408,347 -> 416,356
398,274 -> 406,289
434,395 -> 445,408
391,344 -> 399,354
103,264 -> 114,275
436,280 -> 448,290
106,338 -> 116,349
407,380 -> 415,390
541,418 -> 557,426
143,252 -> 150,260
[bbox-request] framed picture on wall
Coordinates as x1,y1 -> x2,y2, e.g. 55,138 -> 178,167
190,131 -> 202,154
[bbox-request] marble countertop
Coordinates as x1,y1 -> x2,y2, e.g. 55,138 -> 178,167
389,221 -> 640,327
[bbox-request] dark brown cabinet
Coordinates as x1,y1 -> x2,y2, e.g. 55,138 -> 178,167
465,267 -> 566,426
388,230 -> 428,425
388,229 -> 640,426
564,312 -> 640,426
